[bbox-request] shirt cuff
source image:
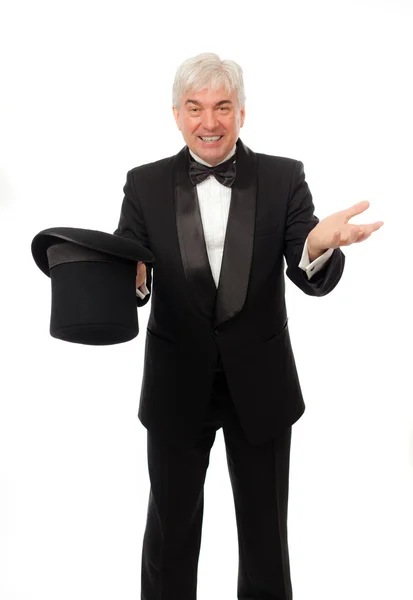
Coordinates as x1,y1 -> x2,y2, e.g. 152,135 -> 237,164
299,238 -> 334,280
136,282 -> 150,299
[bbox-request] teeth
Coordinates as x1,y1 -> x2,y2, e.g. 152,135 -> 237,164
201,136 -> 221,142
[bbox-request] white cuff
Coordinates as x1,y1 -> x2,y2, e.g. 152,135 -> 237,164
136,282 -> 150,299
299,238 -> 334,280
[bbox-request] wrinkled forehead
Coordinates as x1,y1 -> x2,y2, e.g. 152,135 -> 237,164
180,84 -> 238,107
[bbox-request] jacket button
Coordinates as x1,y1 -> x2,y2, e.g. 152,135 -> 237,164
214,328 -> 220,335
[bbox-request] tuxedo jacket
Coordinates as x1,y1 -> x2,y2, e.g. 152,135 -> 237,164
114,138 -> 345,448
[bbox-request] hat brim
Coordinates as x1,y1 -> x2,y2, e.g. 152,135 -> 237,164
32,227 -> 154,277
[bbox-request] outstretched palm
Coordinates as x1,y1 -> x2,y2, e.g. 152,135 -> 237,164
308,201 -> 384,258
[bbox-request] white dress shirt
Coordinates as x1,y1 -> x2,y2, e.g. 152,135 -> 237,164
136,147 -> 333,298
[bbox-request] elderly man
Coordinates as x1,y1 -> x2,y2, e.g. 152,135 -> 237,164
114,53 -> 383,600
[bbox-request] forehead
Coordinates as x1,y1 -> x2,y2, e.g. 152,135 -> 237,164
182,85 -> 236,106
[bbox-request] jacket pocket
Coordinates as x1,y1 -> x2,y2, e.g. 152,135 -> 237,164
264,319 -> 288,343
146,327 -> 177,345
254,229 -> 278,239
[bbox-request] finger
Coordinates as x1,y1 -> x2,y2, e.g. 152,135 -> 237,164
350,227 -> 364,244
358,221 -> 384,234
370,220 -> 384,231
355,232 -> 372,243
136,270 -> 146,286
337,226 -> 363,246
352,221 -> 383,243
344,200 -> 370,222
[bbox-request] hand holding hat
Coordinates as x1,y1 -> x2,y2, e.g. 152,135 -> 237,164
136,261 -> 147,289
31,227 -> 154,346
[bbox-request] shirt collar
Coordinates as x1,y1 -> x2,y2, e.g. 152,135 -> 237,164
189,144 -> 236,167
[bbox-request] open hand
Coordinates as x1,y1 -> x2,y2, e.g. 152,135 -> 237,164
307,201 -> 384,260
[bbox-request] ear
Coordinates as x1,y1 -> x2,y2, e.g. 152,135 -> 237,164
172,106 -> 181,131
240,105 -> 246,128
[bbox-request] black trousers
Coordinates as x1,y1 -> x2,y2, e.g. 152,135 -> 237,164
141,371 -> 293,600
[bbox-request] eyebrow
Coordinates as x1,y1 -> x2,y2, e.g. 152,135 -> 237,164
185,99 -> 233,107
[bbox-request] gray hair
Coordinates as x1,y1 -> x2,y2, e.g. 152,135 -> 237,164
172,53 -> 246,109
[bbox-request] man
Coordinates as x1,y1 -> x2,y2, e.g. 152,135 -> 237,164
114,53 -> 383,600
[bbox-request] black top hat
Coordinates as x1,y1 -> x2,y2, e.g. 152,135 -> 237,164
31,227 -> 154,346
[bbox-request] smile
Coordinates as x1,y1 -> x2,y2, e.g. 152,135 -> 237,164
198,136 -> 223,143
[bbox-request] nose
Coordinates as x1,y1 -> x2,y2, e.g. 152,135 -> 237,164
200,109 -> 219,132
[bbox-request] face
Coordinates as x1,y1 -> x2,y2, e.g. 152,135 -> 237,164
172,86 -> 245,166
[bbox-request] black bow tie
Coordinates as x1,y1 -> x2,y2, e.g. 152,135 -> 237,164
189,154 -> 236,188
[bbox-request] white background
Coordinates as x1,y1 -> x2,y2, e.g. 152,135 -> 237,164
1,0 -> 412,598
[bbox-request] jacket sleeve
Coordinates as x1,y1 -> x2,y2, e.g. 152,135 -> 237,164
113,170 -> 152,308
283,160 -> 345,296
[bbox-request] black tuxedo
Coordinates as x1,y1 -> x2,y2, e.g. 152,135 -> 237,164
114,138 -> 345,449
114,138 -> 345,600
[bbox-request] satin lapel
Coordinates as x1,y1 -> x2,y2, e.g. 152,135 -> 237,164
174,147 -> 217,319
214,139 -> 257,328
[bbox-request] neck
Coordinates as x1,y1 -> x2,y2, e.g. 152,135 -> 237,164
189,144 -> 236,167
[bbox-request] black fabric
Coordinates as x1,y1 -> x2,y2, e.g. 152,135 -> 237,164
142,372 -> 293,600
114,137 -> 346,445
176,142 -> 256,329
113,138 -> 346,600
32,227 -> 155,346
46,241 -> 128,269
32,226 -> 154,277
188,152 -> 236,187
49,260 -> 138,345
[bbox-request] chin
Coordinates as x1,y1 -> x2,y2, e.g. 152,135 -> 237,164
197,143 -> 227,157
189,138 -> 231,164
